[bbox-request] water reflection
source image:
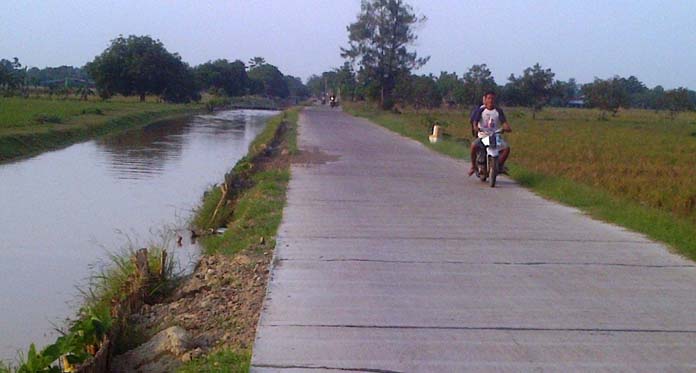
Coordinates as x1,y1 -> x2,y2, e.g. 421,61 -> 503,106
97,117 -> 190,180
96,111 -> 263,180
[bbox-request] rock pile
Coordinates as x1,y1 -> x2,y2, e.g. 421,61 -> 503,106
112,252 -> 271,372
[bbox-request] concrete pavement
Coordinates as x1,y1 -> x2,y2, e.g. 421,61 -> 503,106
251,106 -> 696,372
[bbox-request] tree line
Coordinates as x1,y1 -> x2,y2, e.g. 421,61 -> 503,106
312,59 -> 695,117
1,35 -> 310,103
312,0 -> 695,117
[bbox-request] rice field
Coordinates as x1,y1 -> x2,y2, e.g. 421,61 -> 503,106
0,97 -> 183,135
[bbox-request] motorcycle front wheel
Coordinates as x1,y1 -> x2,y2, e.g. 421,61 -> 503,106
489,156 -> 498,188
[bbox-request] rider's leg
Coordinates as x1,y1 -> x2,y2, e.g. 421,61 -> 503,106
499,147 -> 510,166
469,142 -> 478,175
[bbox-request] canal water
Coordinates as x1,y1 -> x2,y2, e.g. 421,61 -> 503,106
0,109 -> 277,362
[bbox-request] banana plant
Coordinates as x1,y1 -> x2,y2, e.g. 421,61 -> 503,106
16,344 -> 60,373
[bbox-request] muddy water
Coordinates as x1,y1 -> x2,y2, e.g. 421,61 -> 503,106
0,109 -> 278,362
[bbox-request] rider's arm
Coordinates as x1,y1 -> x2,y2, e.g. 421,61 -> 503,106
470,107 -> 481,137
498,108 -> 511,133
502,121 -> 512,133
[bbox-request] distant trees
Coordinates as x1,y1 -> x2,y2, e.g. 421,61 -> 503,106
2,34 -> 308,103
341,0 -> 429,109
26,65 -> 91,87
285,75 -> 311,98
582,77 -> 630,117
86,35 -> 199,102
82,35 -> 306,103
395,74 -> 441,109
550,78 -> 579,107
195,59 -> 248,97
309,56 -> 696,116
306,73 -> 328,97
434,71 -> 463,107
247,63 -> 290,98
504,63 -> 555,118
306,63 -> 358,101
663,88 -> 693,119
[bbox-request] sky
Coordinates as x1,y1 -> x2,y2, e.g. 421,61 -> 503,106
2,0 -> 696,89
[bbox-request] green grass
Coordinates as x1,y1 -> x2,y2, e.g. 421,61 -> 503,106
194,108 -> 297,255
510,165 -> 696,260
177,349 -> 250,373
0,97 -> 202,161
345,102 -> 696,262
200,169 -> 289,256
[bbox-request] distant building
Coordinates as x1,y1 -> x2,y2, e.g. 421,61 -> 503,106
568,97 -> 585,108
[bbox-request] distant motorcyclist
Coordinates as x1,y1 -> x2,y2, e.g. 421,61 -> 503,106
329,94 -> 337,107
468,91 -> 512,176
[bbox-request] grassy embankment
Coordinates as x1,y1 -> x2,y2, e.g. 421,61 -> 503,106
344,102 -> 696,261
177,108 -> 299,372
0,96 -> 204,162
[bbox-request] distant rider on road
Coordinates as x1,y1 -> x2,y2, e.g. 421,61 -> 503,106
468,91 -> 512,176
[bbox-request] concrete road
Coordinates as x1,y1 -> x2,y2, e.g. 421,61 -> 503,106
251,107 -> 696,372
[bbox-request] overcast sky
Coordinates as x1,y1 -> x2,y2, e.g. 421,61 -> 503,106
2,0 -> 695,89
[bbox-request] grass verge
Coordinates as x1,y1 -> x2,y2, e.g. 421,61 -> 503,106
344,102 -> 696,262
177,349 -> 250,373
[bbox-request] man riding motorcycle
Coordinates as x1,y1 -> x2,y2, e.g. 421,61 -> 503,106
468,91 -> 512,176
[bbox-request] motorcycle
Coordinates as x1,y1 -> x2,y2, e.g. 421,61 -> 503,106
329,96 -> 338,108
475,128 -> 505,188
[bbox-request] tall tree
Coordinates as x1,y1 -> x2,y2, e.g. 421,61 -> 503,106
518,63 -> 555,118
334,62 -> 358,101
461,64 -> 497,106
247,57 -> 266,70
247,63 -> 289,98
341,0 -> 429,109
0,57 -> 25,92
86,35 -> 197,102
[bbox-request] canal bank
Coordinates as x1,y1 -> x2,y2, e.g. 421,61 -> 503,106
0,98 -> 207,163
0,108 -> 281,369
0,95 -> 293,164
112,108 -> 300,372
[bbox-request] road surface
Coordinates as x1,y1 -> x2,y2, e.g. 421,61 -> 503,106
251,106 -> 696,372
